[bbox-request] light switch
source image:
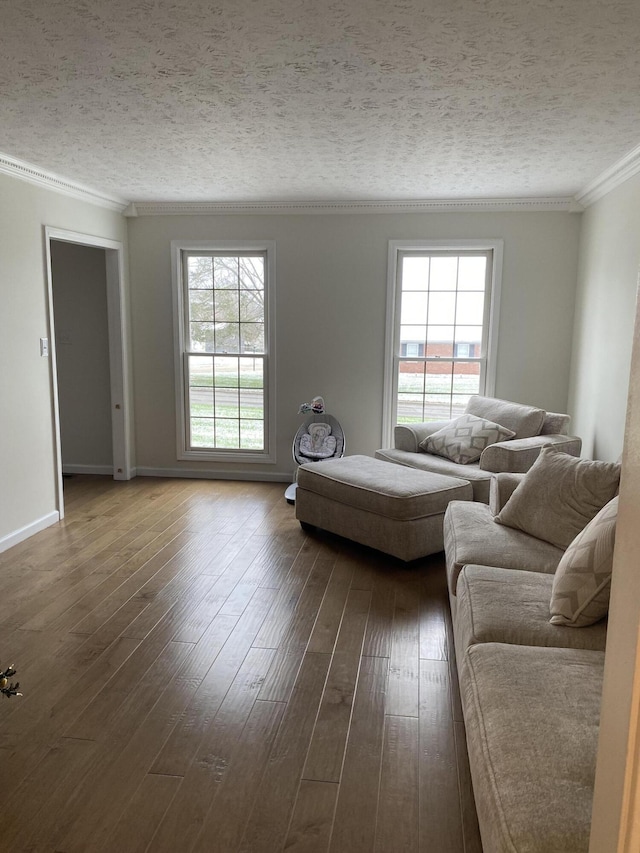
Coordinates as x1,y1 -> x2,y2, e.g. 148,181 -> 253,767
40,337 -> 49,357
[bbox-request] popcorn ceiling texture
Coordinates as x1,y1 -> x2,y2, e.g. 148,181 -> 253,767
1,0 -> 640,202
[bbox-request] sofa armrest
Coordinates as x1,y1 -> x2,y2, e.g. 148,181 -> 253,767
541,412 -> 571,435
489,473 -> 525,515
394,421 -> 452,453
479,434 -> 582,474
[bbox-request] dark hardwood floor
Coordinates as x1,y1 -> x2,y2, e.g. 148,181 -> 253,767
0,475 -> 481,852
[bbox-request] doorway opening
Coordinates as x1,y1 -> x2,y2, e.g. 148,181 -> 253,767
45,228 -> 132,520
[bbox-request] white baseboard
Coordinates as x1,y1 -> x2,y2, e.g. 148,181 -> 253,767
0,511 -> 60,554
62,464 -> 114,476
135,466 -> 292,483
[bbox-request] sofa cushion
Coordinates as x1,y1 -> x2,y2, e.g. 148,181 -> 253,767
495,447 -> 621,549
444,501 -> 564,595
550,497 -> 618,627
460,643 -> 604,853
419,414 -> 515,464
465,395 -> 546,439
375,448 -> 492,503
457,565 -> 607,653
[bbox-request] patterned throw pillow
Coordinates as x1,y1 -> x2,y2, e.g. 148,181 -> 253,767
550,496 -> 618,627
420,414 -> 515,464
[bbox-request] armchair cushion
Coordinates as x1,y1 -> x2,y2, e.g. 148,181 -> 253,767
375,448 -> 493,502
465,395 -> 546,439
419,414 -> 515,464
495,447 -> 621,549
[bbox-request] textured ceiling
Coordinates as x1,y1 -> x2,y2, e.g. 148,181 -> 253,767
2,0 -> 640,203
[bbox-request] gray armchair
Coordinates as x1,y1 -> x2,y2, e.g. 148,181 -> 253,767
375,396 -> 582,503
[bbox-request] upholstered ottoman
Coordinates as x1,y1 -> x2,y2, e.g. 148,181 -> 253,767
295,455 -> 473,561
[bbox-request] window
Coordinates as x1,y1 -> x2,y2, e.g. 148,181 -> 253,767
454,342 -> 471,358
172,241 -> 275,462
383,240 -> 502,445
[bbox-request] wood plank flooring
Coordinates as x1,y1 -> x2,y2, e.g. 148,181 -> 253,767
0,475 -> 481,853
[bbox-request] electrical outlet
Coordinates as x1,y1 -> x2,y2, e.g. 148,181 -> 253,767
40,337 -> 49,357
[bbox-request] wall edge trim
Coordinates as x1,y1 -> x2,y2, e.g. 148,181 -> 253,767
0,511 -> 60,554
577,143 -> 640,207
135,466 -> 292,482
0,150 -> 128,212
62,465 -> 114,475
128,197 -> 581,216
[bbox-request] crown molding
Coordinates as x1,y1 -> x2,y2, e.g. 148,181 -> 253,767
0,151 -> 128,212
576,143 -> 640,208
127,196 -> 582,217
0,148 -> 590,216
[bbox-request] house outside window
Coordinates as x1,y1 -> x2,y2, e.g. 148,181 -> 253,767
171,241 -> 276,462
383,240 -> 502,446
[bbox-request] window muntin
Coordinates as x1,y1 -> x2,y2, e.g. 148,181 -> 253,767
173,243 -> 275,461
384,243 -> 501,443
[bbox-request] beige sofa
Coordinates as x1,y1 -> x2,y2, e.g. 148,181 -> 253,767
376,395 -> 582,502
443,463 -> 617,853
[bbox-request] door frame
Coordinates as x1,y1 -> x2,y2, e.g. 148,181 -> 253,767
45,227 -> 132,519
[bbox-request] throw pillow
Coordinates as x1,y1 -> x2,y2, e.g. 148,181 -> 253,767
549,496 -> 618,627
495,447 -> 621,549
465,396 -> 546,439
420,414 -> 515,464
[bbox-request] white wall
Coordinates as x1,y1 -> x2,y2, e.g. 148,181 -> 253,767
0,172 -> 128,549
569,172 -> 640,461
589,291 -> 640,851
567,172 -> 640,851
566,173 -> 640,850
51,241 -> 113,471
128,210 -> 581,478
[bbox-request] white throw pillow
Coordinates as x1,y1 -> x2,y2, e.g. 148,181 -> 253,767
420,414 -> 515,465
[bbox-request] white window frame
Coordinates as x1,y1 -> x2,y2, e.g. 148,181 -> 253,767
382,239 -> 503,447
171,240 -> 276,463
